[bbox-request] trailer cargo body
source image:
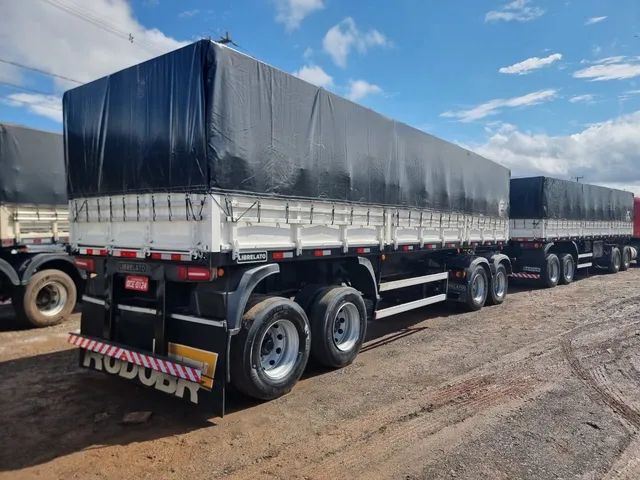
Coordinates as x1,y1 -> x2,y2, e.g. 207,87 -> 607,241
65,40 -> 511,413
0,124 -> 82,327
507,176 -> 635,287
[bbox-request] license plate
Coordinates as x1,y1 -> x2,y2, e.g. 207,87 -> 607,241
125,275 -> 149,292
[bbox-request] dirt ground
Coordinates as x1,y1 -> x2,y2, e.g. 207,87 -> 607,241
1,269 -> 640,480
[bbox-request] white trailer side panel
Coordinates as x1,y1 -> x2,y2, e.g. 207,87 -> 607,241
70,193 -> 509,256
0,203 -> 69,246
510,218 -> 633,241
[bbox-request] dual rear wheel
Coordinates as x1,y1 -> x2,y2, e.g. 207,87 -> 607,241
463,263 -> 508,311
541,253 -> 575,288
230,287 -> 367,400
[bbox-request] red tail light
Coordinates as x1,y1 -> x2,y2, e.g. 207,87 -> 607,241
74,257 -> 95,272
177,266 -> 212,281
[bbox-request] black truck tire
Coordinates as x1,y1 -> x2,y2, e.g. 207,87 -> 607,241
486,264 -> 508,306
620,246 -> 632,271
559,254 -> 575,285
608,247 -> 621,274
462,265 -> 489,311
13,269 -> 77,328
230,296 -> 311,400
308,286 -> 367,368
541,254 -> 560,288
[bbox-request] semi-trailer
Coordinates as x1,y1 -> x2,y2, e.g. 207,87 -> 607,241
507,176 -> 636,287
632,197 -> 640,257
65,40 -> 512,413
0,123 -> 83,327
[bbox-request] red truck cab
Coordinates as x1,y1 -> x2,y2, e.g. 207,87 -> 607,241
635,197 -> 640,238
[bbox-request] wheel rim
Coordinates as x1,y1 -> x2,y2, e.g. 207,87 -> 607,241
549,260 -> 559,283
332,302 -> 361,352
471,272 -> 486,304
614,251 -> 621,268
493,271 -> 506,299
35,281 -> 68,318
259,319 -> 299,381
564,258 -> 574,281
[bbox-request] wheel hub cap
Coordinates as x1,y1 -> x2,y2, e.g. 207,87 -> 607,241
36,281 -> 68,318
332,302 -> 360,352
259,319 -> 299,381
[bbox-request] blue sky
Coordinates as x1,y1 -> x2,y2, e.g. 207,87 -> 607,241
1,0 -> 640,190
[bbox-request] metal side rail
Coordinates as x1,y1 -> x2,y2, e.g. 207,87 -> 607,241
577,252 -> 593,269
375,293 -> 448,319
379,272 -> 448,292
376,271 -> 448,319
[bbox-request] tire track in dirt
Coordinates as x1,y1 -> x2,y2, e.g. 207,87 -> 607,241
232,284 -> 640,479
561,327 -> 640,430
229,340 -> 556,479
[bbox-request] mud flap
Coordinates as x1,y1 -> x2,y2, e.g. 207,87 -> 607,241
76,319 -> 230,417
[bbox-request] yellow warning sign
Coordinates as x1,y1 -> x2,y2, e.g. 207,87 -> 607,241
168,343 -> 218,390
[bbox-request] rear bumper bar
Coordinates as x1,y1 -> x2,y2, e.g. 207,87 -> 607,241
69,331 -> 227,414
69,333 -> 203,383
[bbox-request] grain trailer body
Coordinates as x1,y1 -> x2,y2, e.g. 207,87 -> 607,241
64,40 -> 511,414
507,176 -> 634,287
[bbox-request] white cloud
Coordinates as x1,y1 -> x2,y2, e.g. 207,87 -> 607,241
574,57 -> 640,81
293,64 -> 333,88
472,111 -> 640,191
0,0 -> 186,121
323,18 -> 389,68
485,0 -> 544,23
585,16 -> 607,26
441,89 -> 558,123
499,53 -> 562,75
0,0 -> 186,88
178,9 -> 200,18
3,93 -> 62,122
569,94 -> 595,103
274,0 -> 324,31
619,90 -> 640,101
303,47 -> 314,60
346,79 -> 382,101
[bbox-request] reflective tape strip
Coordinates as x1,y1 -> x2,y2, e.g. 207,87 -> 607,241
112,250 -> 146,259
68,333 -> 202,383
79,247 -> 108,256
150,252 -> 192,261
511,272 -> 541,279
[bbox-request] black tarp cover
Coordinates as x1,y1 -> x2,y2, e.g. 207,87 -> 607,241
64,40 -> 510,217
510,176 -> 633,221
0,123 -> 66,205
